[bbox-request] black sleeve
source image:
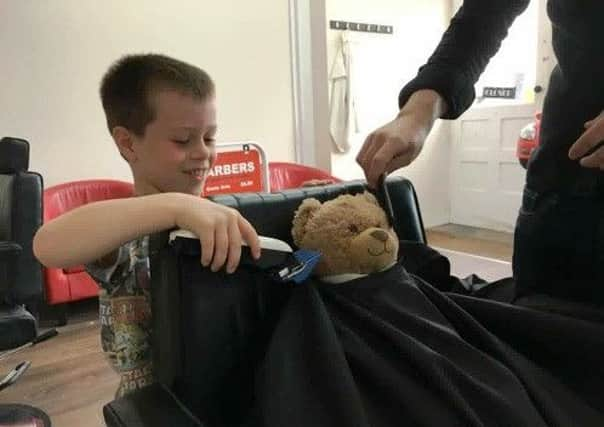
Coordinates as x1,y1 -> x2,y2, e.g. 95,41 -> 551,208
398,0 -> 530,119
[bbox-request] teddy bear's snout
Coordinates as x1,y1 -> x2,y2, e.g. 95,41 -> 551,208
370,229 -> 389,242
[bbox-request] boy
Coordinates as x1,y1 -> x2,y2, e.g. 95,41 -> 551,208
33,53 -> 261,397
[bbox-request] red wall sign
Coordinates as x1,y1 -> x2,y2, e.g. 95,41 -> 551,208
203,149 -> 264,195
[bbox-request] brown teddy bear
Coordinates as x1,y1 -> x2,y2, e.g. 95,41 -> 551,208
291,192 -> 399,281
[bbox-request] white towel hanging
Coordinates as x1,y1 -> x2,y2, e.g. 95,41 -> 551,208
328,31 -> 359,153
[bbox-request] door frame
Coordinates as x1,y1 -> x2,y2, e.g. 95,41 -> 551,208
288,0 -> 331,171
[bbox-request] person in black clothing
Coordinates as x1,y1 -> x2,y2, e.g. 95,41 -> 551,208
356,0 -> 604,304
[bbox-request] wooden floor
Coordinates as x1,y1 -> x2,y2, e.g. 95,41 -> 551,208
0,224 -> 512,426
0,303 -> 117,426
426,223 -> 513,262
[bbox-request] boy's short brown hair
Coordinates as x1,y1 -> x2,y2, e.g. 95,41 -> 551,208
100,53 -> 215,136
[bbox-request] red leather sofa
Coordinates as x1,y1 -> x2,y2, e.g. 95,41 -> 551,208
42,179 -> 133,308
268,162 -> 342,190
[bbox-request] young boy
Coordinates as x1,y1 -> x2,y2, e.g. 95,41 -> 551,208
33,53 -> 261,397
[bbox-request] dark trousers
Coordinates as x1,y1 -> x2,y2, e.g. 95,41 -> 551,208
513,187 -> 604,304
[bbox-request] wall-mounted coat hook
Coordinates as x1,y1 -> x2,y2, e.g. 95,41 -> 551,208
329,20 -> 393,35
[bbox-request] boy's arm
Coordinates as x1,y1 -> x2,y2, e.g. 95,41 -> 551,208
34,192 -> 260,273
34,193 -> 178,268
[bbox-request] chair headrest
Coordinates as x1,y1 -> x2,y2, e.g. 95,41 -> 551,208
207,177 -> 426,245
0,137 -> 30,173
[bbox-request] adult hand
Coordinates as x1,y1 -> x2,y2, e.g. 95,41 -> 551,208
568,111 -> 604,169
356,89 -> 446,188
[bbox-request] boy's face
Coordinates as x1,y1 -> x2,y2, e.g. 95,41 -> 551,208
122,89 -> 217,196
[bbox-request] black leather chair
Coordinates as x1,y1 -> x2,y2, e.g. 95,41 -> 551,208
103,177 -> 426,426
0,137 -> 44,351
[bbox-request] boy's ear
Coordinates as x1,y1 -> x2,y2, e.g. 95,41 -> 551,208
112,126 -> 137,163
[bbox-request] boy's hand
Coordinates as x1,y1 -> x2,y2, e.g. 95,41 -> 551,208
568,111 -> 604,169
174,195 -> 261,273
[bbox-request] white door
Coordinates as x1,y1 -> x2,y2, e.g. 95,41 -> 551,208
449,0 -> 556,232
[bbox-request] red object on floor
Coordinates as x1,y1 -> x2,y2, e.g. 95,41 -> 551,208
268,162 -> 342,191
42,179 -> 133,305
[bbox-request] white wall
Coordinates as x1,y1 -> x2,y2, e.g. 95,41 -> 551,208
0,0 -> 295,188
325,0 -> 453,227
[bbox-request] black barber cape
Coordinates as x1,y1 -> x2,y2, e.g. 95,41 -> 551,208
172,247 -> 604,427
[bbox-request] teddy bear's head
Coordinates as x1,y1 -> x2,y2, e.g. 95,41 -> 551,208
291,192 -> 399,277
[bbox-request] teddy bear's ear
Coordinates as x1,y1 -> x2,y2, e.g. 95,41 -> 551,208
362,191 -> 380,206
292,198 -> 322,245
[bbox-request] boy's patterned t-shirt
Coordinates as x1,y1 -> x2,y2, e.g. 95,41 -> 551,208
86,236 -> 154,397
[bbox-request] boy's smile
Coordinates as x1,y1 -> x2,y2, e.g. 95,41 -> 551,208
126,89 -> 217,196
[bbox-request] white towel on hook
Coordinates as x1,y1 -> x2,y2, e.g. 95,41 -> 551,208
328,32 -> 359,153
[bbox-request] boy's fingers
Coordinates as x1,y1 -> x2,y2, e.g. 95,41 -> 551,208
239,216 -> 261,260
211,222 -> 229,272
199,230 -> 214,267
225,219 -> 242,274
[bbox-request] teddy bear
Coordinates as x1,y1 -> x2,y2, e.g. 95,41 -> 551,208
291,192 -> 399,280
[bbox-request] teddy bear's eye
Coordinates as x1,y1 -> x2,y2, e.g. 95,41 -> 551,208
348,224 -> 359,233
